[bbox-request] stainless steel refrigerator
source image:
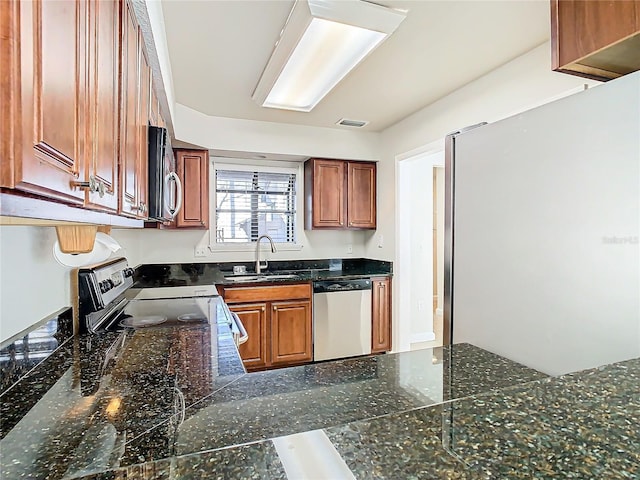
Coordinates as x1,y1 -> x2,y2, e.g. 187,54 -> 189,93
444,71 -> 640,376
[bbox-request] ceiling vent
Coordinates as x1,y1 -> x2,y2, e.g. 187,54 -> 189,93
336,118 -> 369,128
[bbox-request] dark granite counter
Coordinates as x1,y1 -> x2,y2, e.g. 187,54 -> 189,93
133,258 -> 393,288
2,307 -> 639,479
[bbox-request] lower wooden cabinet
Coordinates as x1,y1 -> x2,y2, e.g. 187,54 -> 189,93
271,300 -> 312,366
223,283 -> 312,371
229,303 -> 268,371
371,277 -> 392,353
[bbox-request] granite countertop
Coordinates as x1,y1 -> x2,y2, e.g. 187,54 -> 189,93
2,306 -> 639,479
133,258 -> 393,288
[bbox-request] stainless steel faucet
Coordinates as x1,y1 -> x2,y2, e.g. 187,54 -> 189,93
255,234 -> 276,274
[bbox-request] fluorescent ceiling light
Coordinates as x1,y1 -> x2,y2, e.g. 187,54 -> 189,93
252,0 -> 407,112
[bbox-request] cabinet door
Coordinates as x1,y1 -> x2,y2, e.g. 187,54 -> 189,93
347,162 -> 376,229
371,277 -> 391,353
230,303 -> 268,370
270,300 -> 312,366
86,0 -> 119,212
119,1 -> 140,217
551,0 -> 640,80
13,0 -> 87,204
307,159 -> 345,229
175,149 -> 209,229
1,0 -> 19,185
137,41 -> 150,218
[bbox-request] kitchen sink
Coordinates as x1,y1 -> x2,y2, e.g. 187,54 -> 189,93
224,274 -> 301,282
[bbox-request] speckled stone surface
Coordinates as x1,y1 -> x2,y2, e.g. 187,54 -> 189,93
119,343 -> 547,466
133,258 -> 393,288
325,357 -> 640,479
4,305 -> 638,480
73,357 -> 640,479
0,298 -> 244,480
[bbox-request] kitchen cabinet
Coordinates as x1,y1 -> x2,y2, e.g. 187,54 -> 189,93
371,277 -> 392,353
174,149 -> 210,229
1,0 -> 155,226
5,0 -> 88,205
86,0 -> 120,212
222,283 -> 312,371
551,0 -> 640,81
119,1 -> 149,219
304,158 -> 376,230
228,303 -> 268,370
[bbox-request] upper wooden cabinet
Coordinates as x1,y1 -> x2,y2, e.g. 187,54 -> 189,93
119,1 -> 149,219
304,158 -> 376,230
0,0 -> 155,225
86,0 -> 120,212
174,149 -> 209,229
4,0 -> 88,205
551,0 -> 640,81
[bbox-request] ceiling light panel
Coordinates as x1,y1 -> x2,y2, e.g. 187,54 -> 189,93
253,0 -> 407,112
264,19 -> 385,111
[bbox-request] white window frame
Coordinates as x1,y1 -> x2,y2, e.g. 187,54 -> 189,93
209,159 -> 304,252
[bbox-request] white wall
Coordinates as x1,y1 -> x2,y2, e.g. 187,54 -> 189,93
373,42 -> 600,352
111,227 -> 369,267
0,226 -> 71,342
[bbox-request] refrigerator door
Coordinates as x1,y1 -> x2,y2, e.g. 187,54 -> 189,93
446,72 -> 640,376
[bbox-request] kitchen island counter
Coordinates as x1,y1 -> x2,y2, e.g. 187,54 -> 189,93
2,311 -> 638,479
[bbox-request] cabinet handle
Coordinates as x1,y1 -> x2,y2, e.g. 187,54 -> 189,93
273,305 -> 277,311
262,307 -> 266,312
349,222 -> 353,226
132,202 -> 147,213
71,175 -> 105,197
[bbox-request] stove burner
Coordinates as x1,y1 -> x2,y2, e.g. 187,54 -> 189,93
120,315 -> 167,328
177,313 -> 206,322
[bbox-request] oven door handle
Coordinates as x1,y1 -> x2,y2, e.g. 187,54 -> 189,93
231,312 -> 249,346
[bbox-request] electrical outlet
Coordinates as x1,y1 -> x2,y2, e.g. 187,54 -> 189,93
347,244 -> 353,254
194,247 -> 207,257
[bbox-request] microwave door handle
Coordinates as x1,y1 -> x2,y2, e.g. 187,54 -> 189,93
167,172 -> 183,219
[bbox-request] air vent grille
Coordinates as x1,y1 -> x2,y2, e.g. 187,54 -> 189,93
336,118 -> 369,128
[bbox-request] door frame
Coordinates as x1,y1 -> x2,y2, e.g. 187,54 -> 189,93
394,139 -> 444,352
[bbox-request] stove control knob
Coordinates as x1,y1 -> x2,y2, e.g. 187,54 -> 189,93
123,268 -> 135,278
100,279 -> 115,293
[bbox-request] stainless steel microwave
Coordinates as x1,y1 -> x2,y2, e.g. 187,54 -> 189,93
148,126 -> 182,222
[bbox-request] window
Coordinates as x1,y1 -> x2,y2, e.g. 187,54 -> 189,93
215,166 -> 297,244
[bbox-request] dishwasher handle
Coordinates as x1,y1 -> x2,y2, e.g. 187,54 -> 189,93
313,279 -> 371,293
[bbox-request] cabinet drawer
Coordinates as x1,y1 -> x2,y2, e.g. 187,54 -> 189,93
222,283 -> 311,303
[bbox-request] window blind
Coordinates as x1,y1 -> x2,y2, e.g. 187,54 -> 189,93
215,169 -> 296,243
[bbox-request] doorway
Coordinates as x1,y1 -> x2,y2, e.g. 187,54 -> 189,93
396,147 -> 445,352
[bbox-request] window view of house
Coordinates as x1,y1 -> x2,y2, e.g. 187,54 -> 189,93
215,169 -> 296,243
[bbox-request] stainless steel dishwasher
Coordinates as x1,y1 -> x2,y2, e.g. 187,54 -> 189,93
313,279 -> 372,361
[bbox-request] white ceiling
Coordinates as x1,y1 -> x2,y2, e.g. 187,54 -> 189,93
161,0 -> 550,133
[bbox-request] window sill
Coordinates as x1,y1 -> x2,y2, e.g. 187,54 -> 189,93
208,243 -> 304,253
